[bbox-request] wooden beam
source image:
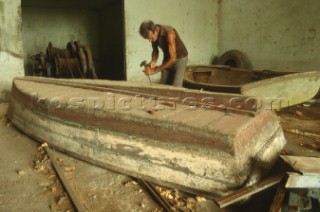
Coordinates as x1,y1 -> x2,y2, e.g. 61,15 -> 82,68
285,172 -> 320,188
281,155 -> 320,174
45,146 -> 87,212
215,174 -> 283,208
135,178 -> 173,212
269,176 -> 288,212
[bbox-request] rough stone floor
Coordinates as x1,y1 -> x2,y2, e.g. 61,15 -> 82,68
0,100 -> 319,212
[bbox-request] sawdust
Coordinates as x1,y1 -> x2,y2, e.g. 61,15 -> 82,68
154,186 -> 207,212
17,170 -> 25,177
33,143 -> 74,211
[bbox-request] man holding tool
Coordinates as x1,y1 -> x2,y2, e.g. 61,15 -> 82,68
140,60 -> 152,85
139,20 -> 188,87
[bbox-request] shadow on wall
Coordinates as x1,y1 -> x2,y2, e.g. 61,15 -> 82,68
210,56 -> 219,65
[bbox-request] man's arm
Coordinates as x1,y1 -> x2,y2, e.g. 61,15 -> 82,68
150,42 -> 159,68
156,30 -> 177,72
144,42 -> 159,75
144,29 -> 177,76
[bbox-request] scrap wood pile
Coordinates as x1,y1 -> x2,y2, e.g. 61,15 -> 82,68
29,41 -> 97,79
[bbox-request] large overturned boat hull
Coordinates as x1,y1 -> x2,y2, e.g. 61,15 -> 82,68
8,77 -> 286,197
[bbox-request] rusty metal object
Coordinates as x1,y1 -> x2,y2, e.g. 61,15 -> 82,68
29,41 -> 96,79
47,42 -> 72,61
29,52 -> 46,76
76,47 -> 88,77
66,41 -> 77,58
53,55 -> 83,78
83,46 -> 98,79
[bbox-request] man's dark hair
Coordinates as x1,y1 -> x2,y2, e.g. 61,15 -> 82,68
139,20 -> 155,38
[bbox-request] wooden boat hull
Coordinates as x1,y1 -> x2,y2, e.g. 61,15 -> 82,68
183,65 -> 320,109
8,77 -> 286,197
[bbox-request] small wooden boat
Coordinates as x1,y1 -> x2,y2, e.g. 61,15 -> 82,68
183,65 -> 320,109
8,77 -> 286,197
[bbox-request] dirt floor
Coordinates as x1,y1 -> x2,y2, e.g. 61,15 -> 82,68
0,99 -> 319,212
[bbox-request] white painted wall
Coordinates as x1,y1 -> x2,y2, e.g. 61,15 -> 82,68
218,0 -> 320,71
124,0 -> 219,82
22,7 -> 100,75
0,0 -> 24,101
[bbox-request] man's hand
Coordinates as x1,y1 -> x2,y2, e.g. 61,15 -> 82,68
149,61 -> 156,68
144,66 -> 159,76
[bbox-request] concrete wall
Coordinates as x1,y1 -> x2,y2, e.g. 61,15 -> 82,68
22,7 -> 100,75
218,0 -> 320,71
124,0 -> 219,82
0,0 -> 24,101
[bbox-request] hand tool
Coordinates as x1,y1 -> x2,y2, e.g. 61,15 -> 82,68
140,60 -> 152,86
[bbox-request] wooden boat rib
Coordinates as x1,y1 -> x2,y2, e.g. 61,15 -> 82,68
8,77 -> 286,197
184,65 -> 320,109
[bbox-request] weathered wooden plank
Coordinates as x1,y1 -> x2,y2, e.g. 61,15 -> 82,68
285,172 -> 320,188
269,175 -> 288,212
215,174 -> 283,208
281,155 -> 320,174
44,145 -> 87,212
